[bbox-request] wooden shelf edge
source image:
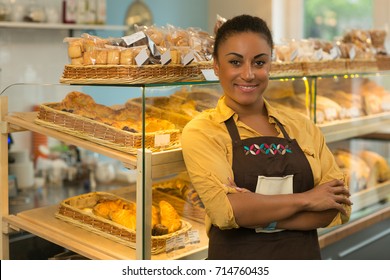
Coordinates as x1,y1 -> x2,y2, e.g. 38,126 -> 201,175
318,206 -> 390,248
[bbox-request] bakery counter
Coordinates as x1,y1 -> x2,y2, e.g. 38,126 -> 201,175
318,202 -> 390,250
318,112 -> 390,143
3,204 -> 208,260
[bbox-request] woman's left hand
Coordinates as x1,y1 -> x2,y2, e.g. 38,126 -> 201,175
226,177 -> 251,192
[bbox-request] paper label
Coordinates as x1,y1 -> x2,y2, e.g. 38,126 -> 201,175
174,234 -> 186,250
161,49 -> 172,65
165,236 -> 175,252
122,31 -> 146,46
154,134 -> 170,147
329,47 -> 340,60
135,48 -> 150,66
182,51 -> 195,65
201,69 -> 219,81
187,230 -> 200,244
349,46 -> 356,60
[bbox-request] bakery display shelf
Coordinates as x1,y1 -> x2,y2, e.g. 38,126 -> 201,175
2,205 -> 208,260
318,204 -> 390,249
318,112 -> 390,143
5,111 -> 137,169
0,21 -> 127,32
351,181 -> 390,213
4,110 -> 186,176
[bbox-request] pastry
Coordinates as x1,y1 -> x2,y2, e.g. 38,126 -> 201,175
159,200 -> 181,233
145,118 -> 176,132
60,91 -> 96,111
110,208 -> 137,230
170,49 -> 181,64
107,49 -> 120,65
95,50 -> 108,65
68,43 -> 83,59
83,50 -> 97,65
93,199 -> 133,219
71,57 -> 84,65
119,49 -> 135,65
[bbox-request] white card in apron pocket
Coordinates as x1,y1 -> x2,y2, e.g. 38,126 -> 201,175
255,174 -> 294,195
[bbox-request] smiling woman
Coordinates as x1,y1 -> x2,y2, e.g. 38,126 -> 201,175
181,14 -> 352,260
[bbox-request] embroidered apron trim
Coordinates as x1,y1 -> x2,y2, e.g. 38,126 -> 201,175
244,143 -> 292,155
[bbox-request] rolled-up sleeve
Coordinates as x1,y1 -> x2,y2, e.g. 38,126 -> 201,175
303,122 -> 351,227
181,118 -> 239,230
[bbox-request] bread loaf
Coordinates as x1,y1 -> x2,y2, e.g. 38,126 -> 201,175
359,150 -> 390,183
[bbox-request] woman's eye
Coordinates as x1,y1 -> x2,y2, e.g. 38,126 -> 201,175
229,60 -> 241,66
255,60 -> 265,67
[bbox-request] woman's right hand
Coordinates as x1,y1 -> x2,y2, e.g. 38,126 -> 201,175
302,179 -> 352,216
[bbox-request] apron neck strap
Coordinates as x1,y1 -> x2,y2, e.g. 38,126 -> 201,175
271,116 -> 292,141
225,116 -> 242,146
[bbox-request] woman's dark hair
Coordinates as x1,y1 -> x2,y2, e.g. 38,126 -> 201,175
213,14 -> 274,58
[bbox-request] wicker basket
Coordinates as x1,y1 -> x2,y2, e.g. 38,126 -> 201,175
346,59 -> 379,73
270,62 -> 304,78
35,103 -> 181,154
60,62 -> 213,85
56,192 -> 192,255
302,59 -> 348,76
376,55 -> 390,71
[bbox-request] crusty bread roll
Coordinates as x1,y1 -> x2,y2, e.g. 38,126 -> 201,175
359,150 -> 390,183
333,150 -> 373,192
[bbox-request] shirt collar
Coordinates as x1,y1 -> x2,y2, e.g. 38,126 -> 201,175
214,95 -> 286,126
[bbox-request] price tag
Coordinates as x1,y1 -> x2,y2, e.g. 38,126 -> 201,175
135,48 -> 150,66
165,236 -> 175,253
182,50 -> 195,65
161,49 -> 172,65
154,134 -> 170,147
349,46 -> 356,60
175,234 -> 186,250
122,31 -> 146,46
187,230 -> 200,244
201,69 -> 219,81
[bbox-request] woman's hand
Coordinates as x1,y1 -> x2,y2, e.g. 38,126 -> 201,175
301,179 -> 352,216
226,177 -> 251,193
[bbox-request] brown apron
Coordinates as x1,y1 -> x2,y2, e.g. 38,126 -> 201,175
208,116 -> 321,260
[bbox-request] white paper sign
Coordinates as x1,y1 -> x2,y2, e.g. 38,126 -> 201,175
201,69 -> 219,81
161,49 -> 172,65
122,31 -> 146,46
154,134 -> 170,147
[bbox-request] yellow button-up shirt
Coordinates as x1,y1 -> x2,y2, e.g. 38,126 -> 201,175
181,96 -> 350,234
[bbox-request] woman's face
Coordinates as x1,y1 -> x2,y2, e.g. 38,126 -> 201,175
214,32 -> 272,109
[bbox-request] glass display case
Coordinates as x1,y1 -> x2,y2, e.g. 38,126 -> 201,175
0,81 -> 221,260
264,71 -> 390,252
1,70 -> 390,260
